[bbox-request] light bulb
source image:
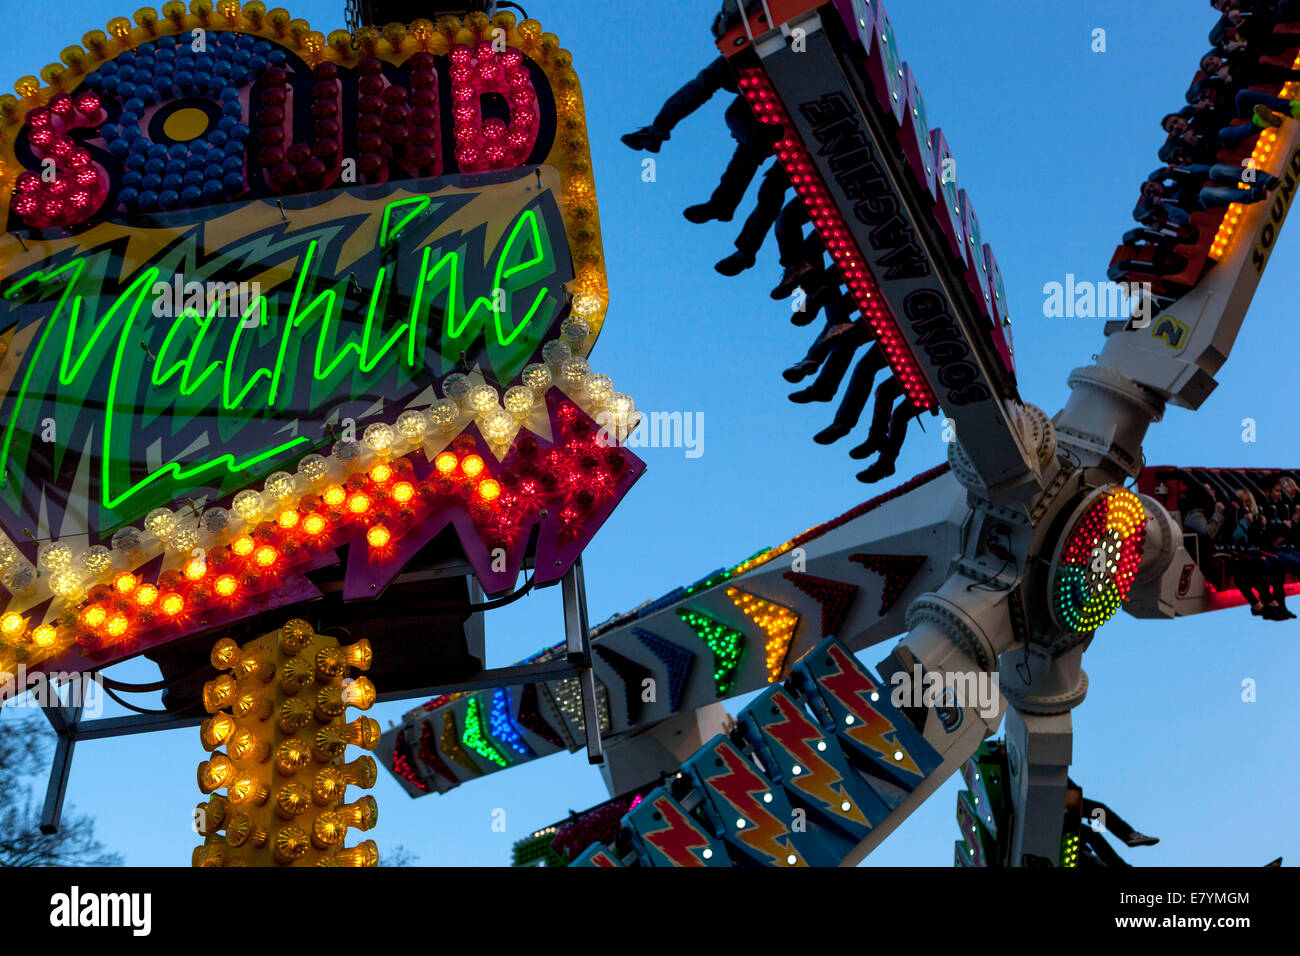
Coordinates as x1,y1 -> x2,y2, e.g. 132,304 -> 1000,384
482,408 -> 514,443
341,676 -> 376,709
202,674 -> 237,713
336,795 -> 378,831
560,315 -> 590,347
263,471 -> 294,499
202,508 -> 230,535
232,490 -> 262,521
227,773 -> 270,807
144,508 -> 175,538
278,697 -> 313,735
197,752 -> 236,793
279,619 -> 315,655
363,422 -> 395,453
273,825 -> 310,864
522,363 -> 551,393
275,737 -> 313,776
325,840 -> 378,867
584,374 -> 614,406
275,783 -> 311,820
396,409 -> 427,441
225,812 -> 268,849
542,340 -> 571,367
312,767 -> 349,804
428,398 -> 460,431
316,639 -> 373,678
504,385 -> 534,416
297,454 -> 329,483
311,811 -> 349,848
228,727 -> 271,763
200,713 -> 237,751
340,755 -> 378,788
442,373 -> 472,405
279,657 -> 315,696
38,542 -> 73,571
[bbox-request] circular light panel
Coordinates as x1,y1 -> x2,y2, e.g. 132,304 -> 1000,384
1049,486 -> 1146,634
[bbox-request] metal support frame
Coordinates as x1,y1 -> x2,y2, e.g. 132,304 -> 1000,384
36,675 -> 83,835
562,555 -> 603,764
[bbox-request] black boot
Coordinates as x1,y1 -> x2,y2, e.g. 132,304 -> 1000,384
684,202 -> 733,224
621,126 -> 669,153
715,249 -> 757,276
783,357 -> 821,383
771,261 -> 815,299
789,385 -> 835,404
848,432 -> 884,460
856,459 -> 896,483
813,421 -> 852,444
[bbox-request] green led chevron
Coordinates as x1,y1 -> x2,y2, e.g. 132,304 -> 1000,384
676,609 -> 745,696
462,695 -> 508,768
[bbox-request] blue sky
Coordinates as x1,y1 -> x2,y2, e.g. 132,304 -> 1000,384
2,0 -> 1298,867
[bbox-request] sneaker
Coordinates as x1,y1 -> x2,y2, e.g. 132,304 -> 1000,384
1262,604 -> 1290,620
1125,832 -> 1160,848
714,249 -> 757,276
684,202 -> 733,224
856,459 -> 896,483
1254,104 -> 1286,128
620,126 -> 669,153
813,421 -> 852,444
770,261 -> 815,299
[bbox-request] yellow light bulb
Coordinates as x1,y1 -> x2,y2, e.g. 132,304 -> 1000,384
273,825 -> 310,864
336,794 -> 379,831
325,840 -> 378,867
275,737 -> 313,776
31,624 -> 57,647
311,810 -> 348,848
197,752 -> 236,793
202,673 -> 237,713
227,773 -> 270,807
279,656 -> 315,696
278,618 -> 315,656
228,727 -> 271,763
275,782 -> 312,819
200,713 -> 237,751
277,697 -> 313,734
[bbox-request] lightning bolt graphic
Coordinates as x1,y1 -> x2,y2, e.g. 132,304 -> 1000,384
762,691 -> 870,828
707,743 -> 806,866
642,796 -> 713,867
818,644 -> 923,778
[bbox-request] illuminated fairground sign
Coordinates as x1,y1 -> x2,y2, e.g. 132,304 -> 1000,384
720,0 -> 1038,487
0,5 -> 643,691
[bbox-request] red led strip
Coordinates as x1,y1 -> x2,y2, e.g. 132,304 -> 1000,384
737,68 -> 936,410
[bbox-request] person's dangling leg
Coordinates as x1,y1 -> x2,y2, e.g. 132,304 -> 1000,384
717,164 -> 789,275
790,327 -> 861,404
856,396 -> 917,483
685,98 -> 774,224
814,343 -> 884,444
1080,795 -> 1159,847
771,199 -> 815,298
623,55 -> 731,153
848,374 -> 901,459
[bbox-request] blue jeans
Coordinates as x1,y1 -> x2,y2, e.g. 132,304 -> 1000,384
1219,89 -> 1294,149
653,56 -> 733,132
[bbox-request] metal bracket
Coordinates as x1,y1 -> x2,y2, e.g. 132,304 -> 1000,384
562,555 -> 603,765
36,674 -> 84,835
